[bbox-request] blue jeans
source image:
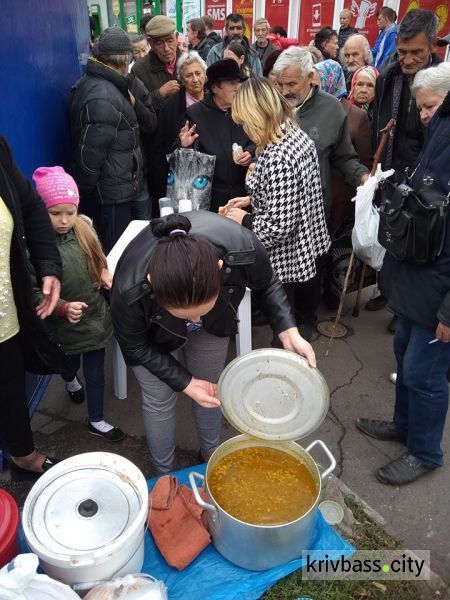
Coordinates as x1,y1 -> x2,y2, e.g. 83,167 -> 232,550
62,348 -> 106,422
393,317 -> 450,467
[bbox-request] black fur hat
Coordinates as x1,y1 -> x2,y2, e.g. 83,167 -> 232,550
206,59 -> 247,89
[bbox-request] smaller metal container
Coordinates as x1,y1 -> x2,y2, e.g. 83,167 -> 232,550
22,452 -> 148,591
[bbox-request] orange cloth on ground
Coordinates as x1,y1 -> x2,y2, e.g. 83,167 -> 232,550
148,475 -> 211,570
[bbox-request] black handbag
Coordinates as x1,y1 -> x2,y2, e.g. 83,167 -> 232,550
378,179 -> 449,265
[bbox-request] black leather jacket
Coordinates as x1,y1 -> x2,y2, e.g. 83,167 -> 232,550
111,211 -> 295,391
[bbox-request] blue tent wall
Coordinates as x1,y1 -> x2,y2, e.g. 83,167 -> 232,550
0,0 -> 89,178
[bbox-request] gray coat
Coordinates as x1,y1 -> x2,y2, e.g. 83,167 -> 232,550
295,85 -> 369,214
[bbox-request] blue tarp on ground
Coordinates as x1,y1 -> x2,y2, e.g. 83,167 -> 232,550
143,464 -> 355,600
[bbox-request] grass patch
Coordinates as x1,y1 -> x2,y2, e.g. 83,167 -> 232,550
262,495 -> 421,600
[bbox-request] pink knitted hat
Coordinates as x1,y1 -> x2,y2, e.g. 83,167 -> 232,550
32,166 -> 79,209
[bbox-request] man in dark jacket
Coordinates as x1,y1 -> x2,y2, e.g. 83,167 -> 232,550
132,15 -> 181,111
372,8 -> 441,180
179,59 -> 255,213
357,92 -> 450,485
367,8 -> 441,311
338,9 -> 358,49
127,72 -> 157,219
252,18 -> 277,70
206,13 -> 262,76
202,14 -> 222,45
186,18 -> 215,61
70,27 -> 144,253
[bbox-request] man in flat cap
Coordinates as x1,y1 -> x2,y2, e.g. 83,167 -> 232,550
132,15 -> 181,111
70,27 -> 147,252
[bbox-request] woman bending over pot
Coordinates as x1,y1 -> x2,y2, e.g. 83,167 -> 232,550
111,211 -> 315,474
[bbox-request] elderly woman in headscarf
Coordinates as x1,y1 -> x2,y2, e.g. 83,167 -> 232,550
314,60 -> 373,306
313,58 -> 348,99
349,65 -> 379,125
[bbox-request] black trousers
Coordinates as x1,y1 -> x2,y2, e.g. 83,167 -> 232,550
98,201 -> 133,255
284,270 -> 321,326
0,334 -> 34,457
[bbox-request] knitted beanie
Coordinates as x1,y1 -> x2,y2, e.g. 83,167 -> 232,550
32,166 -> 79,209
98,26 -> 132,55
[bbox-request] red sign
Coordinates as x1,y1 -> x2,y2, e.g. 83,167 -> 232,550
232,0 -> 254,39
204,0 -> 227,33
265,0 -> 290,32
298,0 -> 335,45
342,0 -> 380,46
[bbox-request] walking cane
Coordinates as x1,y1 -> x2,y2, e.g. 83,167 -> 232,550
325,119 -> 396,355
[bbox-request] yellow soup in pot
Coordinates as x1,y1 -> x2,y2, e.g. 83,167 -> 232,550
208,446 -> 317,525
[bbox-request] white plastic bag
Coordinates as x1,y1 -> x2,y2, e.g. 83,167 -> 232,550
0,554 -> 79,600
351,165 -> 395,271
84,573 -> 168,600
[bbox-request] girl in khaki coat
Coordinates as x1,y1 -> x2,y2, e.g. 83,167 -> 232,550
33,166 -> 123,442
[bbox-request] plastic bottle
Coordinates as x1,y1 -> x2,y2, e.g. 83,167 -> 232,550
178,199 -> 193,213
232,142 -> 243,163
158,197 -> 174,217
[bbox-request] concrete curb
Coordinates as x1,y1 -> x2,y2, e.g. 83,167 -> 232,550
333,476 -> 449,598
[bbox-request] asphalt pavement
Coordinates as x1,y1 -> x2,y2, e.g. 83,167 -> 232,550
1,286 -> 449,586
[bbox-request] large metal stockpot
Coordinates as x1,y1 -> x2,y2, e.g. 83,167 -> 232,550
189,348 -> 336,571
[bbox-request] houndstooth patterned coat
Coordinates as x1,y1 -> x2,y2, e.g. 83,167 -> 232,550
247,125 -> 331,283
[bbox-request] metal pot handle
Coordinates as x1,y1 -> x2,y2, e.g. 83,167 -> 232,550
305,439 -> 336,480
188,471 -> 218,521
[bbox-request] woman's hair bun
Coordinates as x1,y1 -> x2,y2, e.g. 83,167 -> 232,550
151,214 -> 192,238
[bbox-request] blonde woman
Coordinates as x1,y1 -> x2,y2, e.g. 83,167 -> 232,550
225,77 -> 330,340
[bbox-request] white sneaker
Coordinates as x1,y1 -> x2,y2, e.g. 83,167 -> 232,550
389,372 -> 397,384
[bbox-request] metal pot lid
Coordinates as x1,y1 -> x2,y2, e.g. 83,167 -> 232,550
25,465 -> 142,554
218,349 -> 329,441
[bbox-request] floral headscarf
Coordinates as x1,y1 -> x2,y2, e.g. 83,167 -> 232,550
349,66 -> 379,109
314,59 -> 347,99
